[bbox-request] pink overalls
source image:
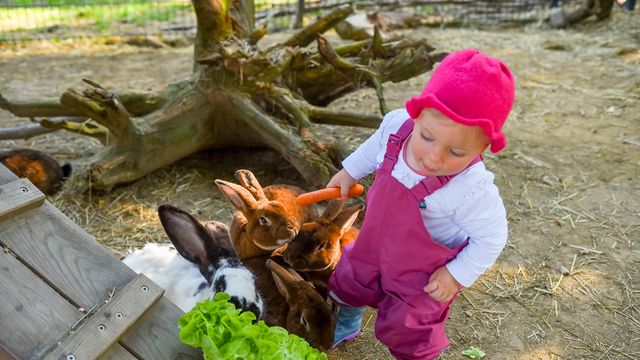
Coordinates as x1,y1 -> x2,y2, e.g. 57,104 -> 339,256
329,119 -> 481,360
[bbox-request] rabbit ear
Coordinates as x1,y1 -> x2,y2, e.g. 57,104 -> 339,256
158,205 -> 236,269
234,169 -> 267,201
215,179 -> 258,213
266,259 -> 304,300
285,266 -> 306,282
333,204 -> 364,238
320,200 -> 346,224
203,221 -> 235,252
158,205 -> 210,265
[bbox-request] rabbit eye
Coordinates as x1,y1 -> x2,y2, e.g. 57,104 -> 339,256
314,242 -> 326,252
259,216 -> 270,226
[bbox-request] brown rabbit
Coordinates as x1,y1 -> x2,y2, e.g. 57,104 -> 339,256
0,148 -> 72,195
258,258 -> 335,351
215,169 -> 318,259
279,200 -> 364,297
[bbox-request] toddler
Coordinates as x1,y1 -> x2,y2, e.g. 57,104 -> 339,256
326,49 -> 515,359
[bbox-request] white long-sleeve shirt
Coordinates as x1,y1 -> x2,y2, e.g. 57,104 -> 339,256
342,109 -> 508,287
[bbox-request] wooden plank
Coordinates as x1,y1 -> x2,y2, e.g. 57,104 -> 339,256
121,298 -> 202,360
0,178 -> 45,223
0,164 -> 201,359
0,251 -> 82,360
44,274 -> 164,360
99,343 -> 138,360
0,202 -> 134,309
0,345 -> 18,360
0,164 -> 18,185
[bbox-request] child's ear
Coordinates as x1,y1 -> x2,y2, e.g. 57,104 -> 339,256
474,140 -> 490,155
478,132 -> 491,152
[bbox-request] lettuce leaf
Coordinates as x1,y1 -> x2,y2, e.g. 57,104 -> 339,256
179,293 -> 328,360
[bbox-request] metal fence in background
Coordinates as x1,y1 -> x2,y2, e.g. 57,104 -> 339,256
0,0 -> 553,42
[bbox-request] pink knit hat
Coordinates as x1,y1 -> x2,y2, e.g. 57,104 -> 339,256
405,49 -> 515,153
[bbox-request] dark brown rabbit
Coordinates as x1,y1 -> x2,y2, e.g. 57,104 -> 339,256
0,148 -> 72,195
265,258 -> 335,351
279,200 -> 364,296
215,169 -> 318,259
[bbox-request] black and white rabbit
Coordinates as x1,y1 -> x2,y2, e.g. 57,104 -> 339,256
123,204 -> 264,319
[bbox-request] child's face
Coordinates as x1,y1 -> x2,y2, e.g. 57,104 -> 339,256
407,108 -> 490,176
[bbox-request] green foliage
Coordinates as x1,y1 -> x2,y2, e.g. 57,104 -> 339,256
178,293 -> 328,360
462,346 -> 486,359
0,1 -> 191,34
254,0 -> 293,11
12,0 -> 159,6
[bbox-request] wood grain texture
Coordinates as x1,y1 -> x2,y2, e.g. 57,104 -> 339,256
0,344 -> 18,360
0,164 -> 202,359
44,274 -> 164,360
0,251 -> 81,360
0,204 -> 201,359
120,298 -> 202,360
0,178 -> 45,222
99,343 -> 138,360
0,201 -> 134,309
0,164 -> 18,183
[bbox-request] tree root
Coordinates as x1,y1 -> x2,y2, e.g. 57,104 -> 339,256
307,107 -> 380,128
317,35 -> 388,114
281,4 -> 354,48
0,0 -> 443,192
0,117 -> 86,141
0,90 -> 164,119
39,118 -> 109,144
60,80 -> 134,141
0,92 -> 80,118
228,93 -> 337,187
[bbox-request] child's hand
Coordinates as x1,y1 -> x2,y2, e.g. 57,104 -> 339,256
423,266 -> 462,303
326,169 -> 357,199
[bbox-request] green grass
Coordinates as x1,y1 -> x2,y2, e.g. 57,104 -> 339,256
254,0 -> 296,11
0,0 -> 301,40
11,0 -> 164,6
0,1 -> 192,35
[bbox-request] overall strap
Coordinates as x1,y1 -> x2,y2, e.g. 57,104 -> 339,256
410,155 -> 483,202
381,119 -> 414,173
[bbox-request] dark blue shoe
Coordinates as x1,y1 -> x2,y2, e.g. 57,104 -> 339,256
617,0 -> 636,11
332,305 -> 365,348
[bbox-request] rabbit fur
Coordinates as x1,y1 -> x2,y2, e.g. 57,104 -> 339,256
122,205 -> 263,319
278,200 -> 364,297
0,148 -> 72,195
215,169 -> 318,259
241,255 -> 336,351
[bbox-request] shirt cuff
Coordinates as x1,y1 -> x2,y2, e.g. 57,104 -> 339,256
342,156 -> 368,181
328,290 -> 351,306
446,259 -> 478,288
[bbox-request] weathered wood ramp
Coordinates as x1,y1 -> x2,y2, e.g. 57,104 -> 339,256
0,164 -> 201,360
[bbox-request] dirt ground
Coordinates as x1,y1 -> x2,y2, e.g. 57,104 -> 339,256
1,10 -> 639,360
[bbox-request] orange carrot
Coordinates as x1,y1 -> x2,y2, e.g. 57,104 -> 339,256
296,183 -> 365,206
